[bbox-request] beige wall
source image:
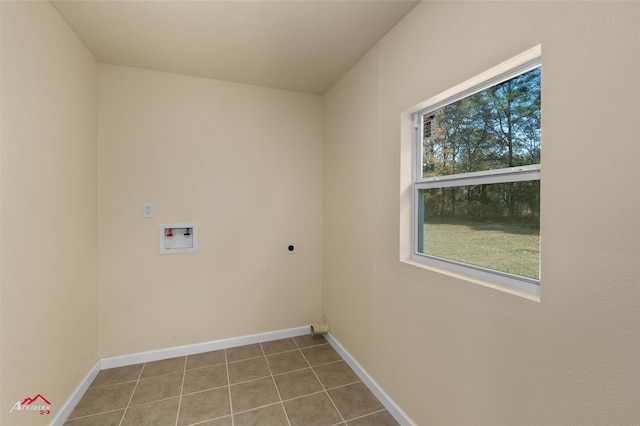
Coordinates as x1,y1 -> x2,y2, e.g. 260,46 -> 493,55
323,2 -> 640,425
99,65 -> 323,357
0,2 -> 99,425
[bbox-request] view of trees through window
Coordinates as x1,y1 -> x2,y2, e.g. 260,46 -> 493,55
418,67 -> 541,280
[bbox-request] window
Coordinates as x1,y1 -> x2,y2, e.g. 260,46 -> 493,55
412,54 -> 541,293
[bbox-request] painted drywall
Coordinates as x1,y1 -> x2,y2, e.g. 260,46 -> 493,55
0,2 -> 99,425
323,2 -> 640,425
99,65 -> 323,357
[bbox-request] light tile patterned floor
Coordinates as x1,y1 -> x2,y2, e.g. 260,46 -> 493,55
64,335 -> 400,426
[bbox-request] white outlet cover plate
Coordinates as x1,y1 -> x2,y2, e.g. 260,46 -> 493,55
143,203 -> 154,218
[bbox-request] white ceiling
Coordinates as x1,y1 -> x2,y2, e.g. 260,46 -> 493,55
51,0 -> 419,94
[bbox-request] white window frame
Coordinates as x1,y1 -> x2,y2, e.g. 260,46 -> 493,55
410,47 -> 542,296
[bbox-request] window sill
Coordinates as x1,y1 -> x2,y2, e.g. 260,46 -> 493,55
400,258 -> 540,302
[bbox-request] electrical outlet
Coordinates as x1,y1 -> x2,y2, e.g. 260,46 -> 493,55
143,203 -> 154,218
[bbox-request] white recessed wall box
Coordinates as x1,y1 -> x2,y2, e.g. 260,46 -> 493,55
159,223 -> 198,254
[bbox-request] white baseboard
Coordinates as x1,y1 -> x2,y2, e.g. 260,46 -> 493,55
101,325 -> 311,369
50,359 -> 101,426
325,333 -> 416,426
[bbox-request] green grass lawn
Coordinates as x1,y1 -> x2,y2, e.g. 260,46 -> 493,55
423,221 -> 540,279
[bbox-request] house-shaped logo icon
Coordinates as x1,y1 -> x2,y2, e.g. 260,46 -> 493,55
21,394 -> 51,406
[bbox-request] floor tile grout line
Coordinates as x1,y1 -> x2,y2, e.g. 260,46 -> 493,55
323,380 -> 364,392
136,369 -> 190,381
311,359 -> 346,368
185,362 -> 226,373
227,354 -> 265,364
88,379 -> 139,390
309,359 -> 353,369
180,383 -> 230,397
260,341 -> 292,426
126,395 -> 181,409
324,388 -> 348,425
224,348 -> 235,426
66,397 -> 131,421
231,400 -> 284,416
65,407 -> 127,421
188,414 -> 232,425
274,377 -> 364,405
261,341 -> 301,357
299,344 -> 348,425
271,365 -> 312,378
346,408 -> 390,423
267,350 -> 313,377
65,389 -> 129,421
117,363 -> 145,426
280,388 -> 326,403
325,381 -> 388,423
293,336 -> 330,352
173,357 -> 188,426
227,372 -> 272,387
299,342 -> 331,351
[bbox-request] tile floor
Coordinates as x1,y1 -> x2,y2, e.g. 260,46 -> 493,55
64,334 -> 400,426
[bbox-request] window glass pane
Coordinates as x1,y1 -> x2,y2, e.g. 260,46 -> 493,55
422,67 -> 541,179
418,181 -> 540,280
